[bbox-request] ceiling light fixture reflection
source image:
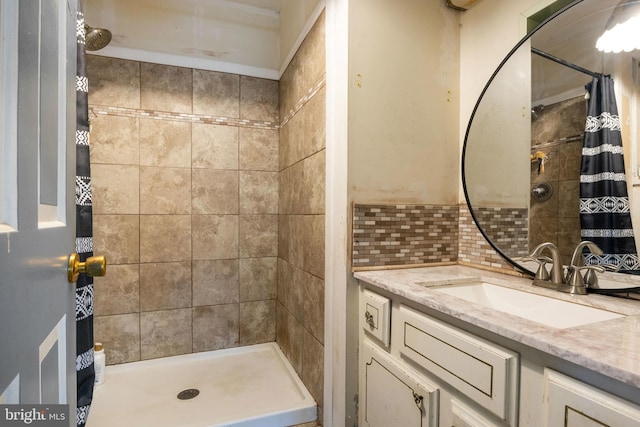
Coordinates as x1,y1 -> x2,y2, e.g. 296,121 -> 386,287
596,0 -> 640,53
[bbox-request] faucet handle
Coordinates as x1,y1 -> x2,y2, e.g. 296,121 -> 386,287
600,263 -> 619,272
560,265 -> 606,295
584,263 -> 619,288
522,255 -> 552,281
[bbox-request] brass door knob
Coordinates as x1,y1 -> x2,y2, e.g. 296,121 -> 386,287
67,253 -> 107,283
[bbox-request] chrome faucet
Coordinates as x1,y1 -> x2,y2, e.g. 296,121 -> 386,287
524,242 -> 565,290
524,241 -> 618,295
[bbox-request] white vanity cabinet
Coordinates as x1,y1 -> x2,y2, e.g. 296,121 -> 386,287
356,266 -> 640,427
359,286 -> 519,426
543,370 -> 640,426
396,304 -> 519,424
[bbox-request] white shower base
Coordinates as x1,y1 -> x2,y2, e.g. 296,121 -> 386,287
86,343 -> 317,427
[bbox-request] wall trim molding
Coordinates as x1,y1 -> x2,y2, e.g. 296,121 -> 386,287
324,0 -> 348,424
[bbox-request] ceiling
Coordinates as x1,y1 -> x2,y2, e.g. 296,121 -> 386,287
82,0 -> 293,79
530,0 -> 631,103
225,0 -> 287,12
84,0 -> 628,93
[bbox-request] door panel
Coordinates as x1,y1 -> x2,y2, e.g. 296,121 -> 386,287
0,0 -> 18,232
0,0 -> 77,420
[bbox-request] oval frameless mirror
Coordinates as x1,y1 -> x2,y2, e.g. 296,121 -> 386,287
462,0 -> 640,291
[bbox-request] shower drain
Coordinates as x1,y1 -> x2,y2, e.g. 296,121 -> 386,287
177,388 -> 200,400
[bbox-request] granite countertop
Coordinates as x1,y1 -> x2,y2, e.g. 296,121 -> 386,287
354,265 -> 640,389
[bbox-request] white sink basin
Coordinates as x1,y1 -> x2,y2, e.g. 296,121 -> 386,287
433,282 -> 623,329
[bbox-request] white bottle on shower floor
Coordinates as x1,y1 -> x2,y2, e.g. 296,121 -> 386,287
94,342 -> 105,386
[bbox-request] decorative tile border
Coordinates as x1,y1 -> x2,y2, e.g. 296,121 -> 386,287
89,74 -> 326,132
352,204 -> 459,268
90,105 -> 279,130
280,76 -> 326,128
532,134 -> 583,149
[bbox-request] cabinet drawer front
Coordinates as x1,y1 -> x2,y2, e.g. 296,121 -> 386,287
397,305 -> 518,422
451,400 -> 496,427
545,370 -> 640,426
360,288 -> 391,347
361,340 -> 439,427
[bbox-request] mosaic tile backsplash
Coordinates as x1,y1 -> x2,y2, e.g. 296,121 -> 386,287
353,204 -> 459,268
471,206 -> 528,257
458,205 -> 522,271
352,203 -> 526,274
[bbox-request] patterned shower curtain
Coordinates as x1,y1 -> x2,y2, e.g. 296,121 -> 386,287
580,75 -> 640,271
75,5 -> 95,426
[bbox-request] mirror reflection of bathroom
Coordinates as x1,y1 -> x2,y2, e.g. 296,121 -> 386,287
464,0 -> 640,273
529,94 -> 586,265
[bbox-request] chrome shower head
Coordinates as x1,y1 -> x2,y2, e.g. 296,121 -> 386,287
85,24 -> 112,51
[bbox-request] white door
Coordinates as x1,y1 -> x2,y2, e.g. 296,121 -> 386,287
0,0 -> 78,422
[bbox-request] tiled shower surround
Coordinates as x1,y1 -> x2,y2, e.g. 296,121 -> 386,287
88,10 -> 325,424
277,11 -> 326,423
88,57 -> 280,362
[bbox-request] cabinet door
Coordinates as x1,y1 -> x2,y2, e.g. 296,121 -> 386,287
396,305 -> 519,423
361,341 -> 439,427
545,370 -> 640,426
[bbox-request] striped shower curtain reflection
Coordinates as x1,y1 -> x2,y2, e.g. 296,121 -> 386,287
579,75 -> 640,272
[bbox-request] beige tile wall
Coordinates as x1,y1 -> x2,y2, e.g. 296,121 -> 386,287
530,96 -> 584,265
277,11 -> 326,425
88,56 -> 280,365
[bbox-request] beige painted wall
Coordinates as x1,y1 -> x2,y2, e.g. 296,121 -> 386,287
342,1 -> 461,423
347,0 -> 460,205
459,0 -> 547,204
